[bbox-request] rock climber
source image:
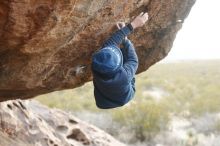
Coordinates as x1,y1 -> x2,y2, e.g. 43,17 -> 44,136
91,12 -> 149,109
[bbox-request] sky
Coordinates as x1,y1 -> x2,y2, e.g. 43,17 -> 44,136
164,0 -> 220,61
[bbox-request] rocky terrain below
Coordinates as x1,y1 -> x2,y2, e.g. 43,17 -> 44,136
0,100 -> 125,146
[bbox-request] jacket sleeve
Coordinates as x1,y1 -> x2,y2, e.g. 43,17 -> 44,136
121,39 -> 138,82
102,24 -> 133,48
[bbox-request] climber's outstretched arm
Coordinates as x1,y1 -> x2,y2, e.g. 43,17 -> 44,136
102,24 -> 133,48
102,12 -> 149,48
117,12 -> 149,81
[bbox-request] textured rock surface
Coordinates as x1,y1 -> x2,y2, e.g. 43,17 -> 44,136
0,0 -> 196,101
0,100 -> 125,146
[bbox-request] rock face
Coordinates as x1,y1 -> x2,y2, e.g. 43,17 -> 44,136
0,100 -> 125,146
0,0 -> 196,101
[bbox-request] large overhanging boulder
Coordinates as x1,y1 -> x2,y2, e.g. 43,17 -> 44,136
0,0 -> 196,101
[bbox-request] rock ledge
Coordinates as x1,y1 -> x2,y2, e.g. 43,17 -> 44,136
0,100 -> 125,146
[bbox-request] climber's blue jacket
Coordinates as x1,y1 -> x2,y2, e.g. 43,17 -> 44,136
92,25 -> 138,109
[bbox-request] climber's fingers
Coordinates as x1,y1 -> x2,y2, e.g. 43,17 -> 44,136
116,23 -> 121,29
139,12 -> 144,16
142,12 -> 149,20
116,22 -> 126,29
119,22 -> 126,27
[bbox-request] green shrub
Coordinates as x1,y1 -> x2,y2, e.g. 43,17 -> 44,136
111,100 -> 169,142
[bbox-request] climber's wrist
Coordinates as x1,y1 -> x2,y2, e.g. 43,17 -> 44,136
130,22 -> 137,30
127,23 -> 134,31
